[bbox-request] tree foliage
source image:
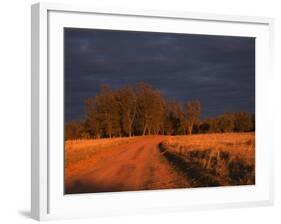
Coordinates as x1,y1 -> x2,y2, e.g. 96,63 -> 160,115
65,82 -> 254,140
200,112 -> 254,134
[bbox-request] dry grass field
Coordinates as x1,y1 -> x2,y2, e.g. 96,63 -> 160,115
65,137 -> 137,167
160,132 -> 255,187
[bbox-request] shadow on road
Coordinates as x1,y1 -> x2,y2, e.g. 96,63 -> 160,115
158,143 -> 221,188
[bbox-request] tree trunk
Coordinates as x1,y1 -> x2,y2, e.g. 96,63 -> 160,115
187,124 -> 193,135
142,124 -> 147,136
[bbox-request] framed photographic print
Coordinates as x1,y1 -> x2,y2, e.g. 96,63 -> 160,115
31,2 -> 274,221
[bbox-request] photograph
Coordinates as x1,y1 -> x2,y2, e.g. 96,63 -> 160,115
64,27 -> 255,194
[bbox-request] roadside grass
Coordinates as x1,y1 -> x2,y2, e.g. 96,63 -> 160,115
160,132 -> 255,187
65,137 -> 137,167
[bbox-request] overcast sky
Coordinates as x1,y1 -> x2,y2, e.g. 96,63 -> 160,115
64,28 -> 255,121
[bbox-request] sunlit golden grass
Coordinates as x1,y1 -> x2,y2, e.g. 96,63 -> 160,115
65,137 -> 137,167
161,132 -> 255,186
163,132 -> 254,155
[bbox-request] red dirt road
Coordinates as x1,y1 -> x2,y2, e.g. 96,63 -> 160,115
65,136 -> 190,194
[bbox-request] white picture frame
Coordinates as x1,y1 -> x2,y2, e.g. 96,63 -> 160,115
31,2 -> 274,221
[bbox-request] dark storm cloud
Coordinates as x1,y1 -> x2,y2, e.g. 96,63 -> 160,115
64,28 -> 255,121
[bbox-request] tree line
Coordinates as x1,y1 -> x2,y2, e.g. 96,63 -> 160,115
65,82 -> 254,140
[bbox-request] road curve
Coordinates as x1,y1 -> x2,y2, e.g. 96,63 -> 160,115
65,136 -> 190,194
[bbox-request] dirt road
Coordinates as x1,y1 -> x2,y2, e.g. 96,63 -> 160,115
65,136 -> 190,194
